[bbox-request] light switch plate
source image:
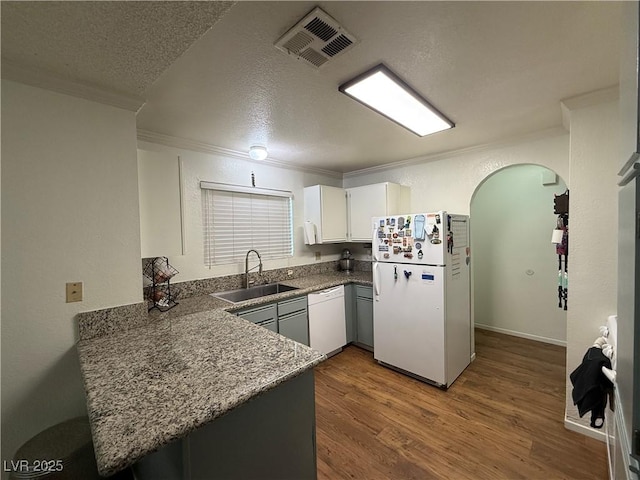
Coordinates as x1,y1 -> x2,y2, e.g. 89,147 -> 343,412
66,282 -> 83,303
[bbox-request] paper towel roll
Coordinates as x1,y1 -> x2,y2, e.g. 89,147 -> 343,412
304,221 -> 316,245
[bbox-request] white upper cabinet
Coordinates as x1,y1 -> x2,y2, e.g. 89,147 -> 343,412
303,185 -> 347,243
346,183 -> 410,242
138,149 -> 185,258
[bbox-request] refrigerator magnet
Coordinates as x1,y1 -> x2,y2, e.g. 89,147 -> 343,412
421,272 -> 435,284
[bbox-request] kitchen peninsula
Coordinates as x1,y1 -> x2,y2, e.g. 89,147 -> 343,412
76,271 -> 372,478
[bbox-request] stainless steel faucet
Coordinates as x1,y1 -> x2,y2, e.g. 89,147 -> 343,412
245,249 -> 263,288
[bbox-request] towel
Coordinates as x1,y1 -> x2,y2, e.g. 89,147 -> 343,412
304,221 -> 317,245
570,346 -> 614,428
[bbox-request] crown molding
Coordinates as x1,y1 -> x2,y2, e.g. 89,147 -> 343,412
560,85 -> 619,130
560,85 -> 619,112
343,126 -> 569,178
136,129 -> 344,179
1,60 -> 146,112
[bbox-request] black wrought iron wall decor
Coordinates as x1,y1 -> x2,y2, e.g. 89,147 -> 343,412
553,190 -> 569,310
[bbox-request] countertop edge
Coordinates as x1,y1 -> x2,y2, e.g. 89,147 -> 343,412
93,353 -> 326,476
78,272 -> 371,475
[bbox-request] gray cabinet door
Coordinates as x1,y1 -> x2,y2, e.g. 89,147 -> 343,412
259,319 -> 278,333
278,311 -> 309,346
355,286 -> 374,349
344,284 -> 356,343
237,304 -> 278,332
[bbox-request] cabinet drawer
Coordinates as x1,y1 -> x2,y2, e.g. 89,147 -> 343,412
278,296 -> 307,317
260,319 -> 277,333
236,304 -> 277,324
355,285 -> 373,300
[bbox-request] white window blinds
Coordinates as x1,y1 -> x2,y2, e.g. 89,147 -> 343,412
201,183 -> 293,266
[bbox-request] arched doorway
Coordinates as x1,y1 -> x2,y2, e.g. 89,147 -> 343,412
470,164 -> 567,345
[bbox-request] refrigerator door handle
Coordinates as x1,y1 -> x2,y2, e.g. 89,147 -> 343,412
373,262 -> 380,300
372,223 -> 380,262
618,161 -> 640,187
617,151 -> 639,177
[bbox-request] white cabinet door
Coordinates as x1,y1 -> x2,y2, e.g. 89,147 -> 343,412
138,149 -> 184,258
347,184 -> 387,241
303,185 -> 347,243
347,183 -> 410,241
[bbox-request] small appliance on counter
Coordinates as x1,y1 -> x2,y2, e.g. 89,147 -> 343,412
339,248 -> 354,272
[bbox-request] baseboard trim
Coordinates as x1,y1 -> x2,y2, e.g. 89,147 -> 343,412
564,417 -> 607,443
475,324 -> 567,347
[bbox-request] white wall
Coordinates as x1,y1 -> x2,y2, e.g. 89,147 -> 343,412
343,130 -> 570,215
471,164 -> 567,344
137,141 -> 344,283
1,81 -> 142,462
563,95 -> 619,432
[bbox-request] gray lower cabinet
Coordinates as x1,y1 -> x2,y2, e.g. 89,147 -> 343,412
235,287 -> 372,350
344,284 -> 356,343
278,296 -> 309,346
355,285 -> 374,351
134,369 -> 317,480
278,311 -> 309,345
236,304 -> 278,333
237,297 -> 309,346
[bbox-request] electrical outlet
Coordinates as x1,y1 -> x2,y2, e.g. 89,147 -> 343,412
66,282 -> 83,303
315,252 -> 321,260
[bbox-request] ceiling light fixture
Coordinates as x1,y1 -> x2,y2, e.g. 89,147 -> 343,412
339,64 -> 454,137
248,145 -> 268,161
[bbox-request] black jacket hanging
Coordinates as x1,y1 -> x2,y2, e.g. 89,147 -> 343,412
569,347 -> 614,428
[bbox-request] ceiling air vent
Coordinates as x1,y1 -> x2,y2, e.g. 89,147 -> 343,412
275,7 -> 357,69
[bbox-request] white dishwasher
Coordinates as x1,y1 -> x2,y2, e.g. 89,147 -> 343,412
308,285 -> 346,356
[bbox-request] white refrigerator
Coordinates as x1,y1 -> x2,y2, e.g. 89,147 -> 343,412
372,212 -> 471,388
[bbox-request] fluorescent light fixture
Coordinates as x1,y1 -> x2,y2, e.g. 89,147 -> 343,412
248,145 -> 268,161
339,64 -> 454,137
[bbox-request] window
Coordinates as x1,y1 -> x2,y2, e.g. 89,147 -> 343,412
201,182 -> 293,266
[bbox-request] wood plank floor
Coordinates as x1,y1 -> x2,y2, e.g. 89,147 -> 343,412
314,329 -> 608,480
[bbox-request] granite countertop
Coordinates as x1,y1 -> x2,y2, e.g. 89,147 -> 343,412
150,271 -> 373,320
77,271 -> 372,475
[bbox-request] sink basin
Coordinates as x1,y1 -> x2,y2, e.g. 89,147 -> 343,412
212,283 -> 299,304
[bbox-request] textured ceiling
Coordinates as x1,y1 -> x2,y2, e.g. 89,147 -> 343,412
1,1 -> 622,174
1,1 -> 235,96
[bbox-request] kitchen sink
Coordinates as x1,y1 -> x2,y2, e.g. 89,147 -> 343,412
212,283 -> 299,304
